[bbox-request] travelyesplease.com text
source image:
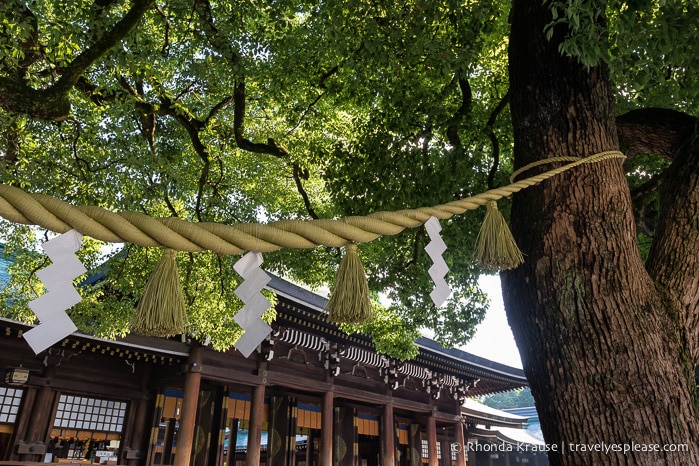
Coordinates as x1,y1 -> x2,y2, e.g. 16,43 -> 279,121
453,441 -> 689,455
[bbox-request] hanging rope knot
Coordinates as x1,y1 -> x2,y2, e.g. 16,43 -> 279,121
131,248 -> 187,337
325,242 -> 372,324
475,200 -> 524,271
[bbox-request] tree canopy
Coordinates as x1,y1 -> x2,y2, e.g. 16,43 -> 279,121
0,0 -> 696,363
481,387 -> 535,410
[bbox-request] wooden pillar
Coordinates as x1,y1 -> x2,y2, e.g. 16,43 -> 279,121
426,415 -> 438,466
466,441 -> 476,465
307,429 -> 316,466
192,386 -> 220,466
381,403 -> 395,466
8,386 -> 36,461
246,383 -> 266,466
210,390 -> 229,466
439,440 -> 452,466
122,365 -> 152,465
19,364 -> 57,461
334,405 -> 357,466
162,418 -> 177,464
319,390 -> 333,466
173,345 -> 203,466
267,395 -> 298,466
408,424 -> 421,466
454,421 -> 466,466
146,392 -> 166,465
225,417 -> 239,466
122,396 -> 151,464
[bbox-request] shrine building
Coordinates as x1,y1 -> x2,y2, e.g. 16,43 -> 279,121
0,269 -> 544,466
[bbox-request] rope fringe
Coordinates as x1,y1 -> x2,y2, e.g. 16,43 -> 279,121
131,248 -> 187,337
326,243 -> 372,323
475,201 -> 524,270
1,151 -> 625,332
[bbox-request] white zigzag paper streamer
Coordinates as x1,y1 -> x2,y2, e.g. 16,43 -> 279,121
424,217 -> 452,307
24,230 -> 86,354
233,251 -> 273,357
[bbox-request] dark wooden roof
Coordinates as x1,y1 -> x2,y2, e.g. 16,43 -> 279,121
0,259 -> 527,398
267,273 -> 527,397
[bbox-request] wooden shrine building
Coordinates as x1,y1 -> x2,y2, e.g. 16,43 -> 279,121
0,274 -> 530,466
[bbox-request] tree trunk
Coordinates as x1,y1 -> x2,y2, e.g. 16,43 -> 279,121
502,1 -> 699,465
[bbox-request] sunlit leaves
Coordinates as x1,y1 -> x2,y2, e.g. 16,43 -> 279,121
544,0 -> 699,114
1,0 -> 692,359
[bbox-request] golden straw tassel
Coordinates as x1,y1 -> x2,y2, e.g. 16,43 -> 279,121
475,200 -> 524,270
326,243 -> 372,323
131,248 -> 187,337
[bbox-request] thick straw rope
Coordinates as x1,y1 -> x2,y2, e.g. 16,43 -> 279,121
0,151 -> 624,253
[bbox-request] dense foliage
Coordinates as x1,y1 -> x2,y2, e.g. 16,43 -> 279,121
481,387 -> 535,410
0,0 -> 696,359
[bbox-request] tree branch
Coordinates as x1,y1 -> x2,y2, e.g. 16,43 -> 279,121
616,108 -> 696,160
14,2 -> 40,82
293,165 -> 318,219
158,95 -> 210,221
484,89 -> 510,189
1,119 -> 21,167
194,0 -> 319,219
645,119 -> 699,362
445,77 -> 473,149
52,0 -> 155,94
615,108 -> 697,239
629,175 -> 662,237
193,0 -> 242,68
0,0 -> 154,120
233,80 -> 289,157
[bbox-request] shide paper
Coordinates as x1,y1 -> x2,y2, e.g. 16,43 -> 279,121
424,217 -> 452,307
233,251 -> 273,357
24,230 -> 85,354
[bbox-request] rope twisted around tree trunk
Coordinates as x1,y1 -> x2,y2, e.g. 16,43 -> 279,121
0,151 -> 625,254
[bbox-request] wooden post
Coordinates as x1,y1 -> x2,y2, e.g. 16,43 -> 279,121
122,365 -> 152,465
246,382 -> 266,466
427,415 -> 438,466
319,390 -> 333,466
439,440 -> 451,466
267,395 -> 297,466
8,386 -> 36,461
408,423 -> 422,466
381,403 -> 395,466
334,405 -> 357,466
504,450 -> 512,466
146,392 -> 166,465
454,420 -> 466,466
225,417 -> 239,466
19,364 -> 57,462
122,396 -> 151,464
465,435 -> 477,466
173,345 -> 203,466
162,418 -> 177,464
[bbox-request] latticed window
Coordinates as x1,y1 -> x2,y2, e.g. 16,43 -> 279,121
420,439 -> 443,460
0,387 -> 23,424
53,394 -> 126,432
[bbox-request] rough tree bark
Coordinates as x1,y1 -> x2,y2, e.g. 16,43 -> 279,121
502,1 -> 699,465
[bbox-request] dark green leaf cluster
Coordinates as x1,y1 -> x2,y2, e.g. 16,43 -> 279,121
0,0 -> 692,359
